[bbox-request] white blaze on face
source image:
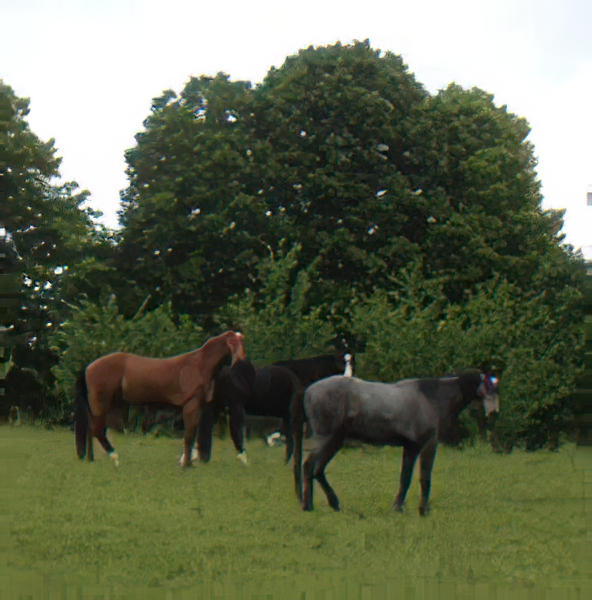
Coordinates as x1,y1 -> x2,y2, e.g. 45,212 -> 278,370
483,394 -> 500,416
343,353 -> 353,377
478,375 -> 500,416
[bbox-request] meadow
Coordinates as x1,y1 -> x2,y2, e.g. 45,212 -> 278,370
1,425 -> 590,599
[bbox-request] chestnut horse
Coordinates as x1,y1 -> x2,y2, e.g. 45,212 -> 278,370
74,330 -> 244,467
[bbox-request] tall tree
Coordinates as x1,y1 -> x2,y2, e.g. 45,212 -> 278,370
118,40 -> 581,329
118,74 -> 274,324
250,40 -> 428,309
0,80 -> 104,413
402,84 -> 578,302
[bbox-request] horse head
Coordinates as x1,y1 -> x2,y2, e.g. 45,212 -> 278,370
226,331 -> 245,364
477,372 -> 499,415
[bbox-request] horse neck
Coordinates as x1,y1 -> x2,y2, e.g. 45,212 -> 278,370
436,378 -> 473,419
191,336 -> 230,373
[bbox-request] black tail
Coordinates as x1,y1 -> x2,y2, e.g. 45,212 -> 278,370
74,369 -> 89,459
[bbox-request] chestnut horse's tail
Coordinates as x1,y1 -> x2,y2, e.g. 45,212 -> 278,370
74,369 -> 90,459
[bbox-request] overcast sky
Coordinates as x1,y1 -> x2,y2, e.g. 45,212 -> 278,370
1,0 -> 591,257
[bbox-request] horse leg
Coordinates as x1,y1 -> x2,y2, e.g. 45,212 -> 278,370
141,406 -> 155,434
181,399 -> 199,468
393,444 -> 420,512
293,425 -> 303,501
90,415 -> 120,466
418,439 -> 438,516
301,450 -> 316,511
197,402 -> 217,462
312,433 -> 344,511
301,433 -> 343,511
283,416 -> 294,464
86,423 -> 94,462
229,403 -> 248,465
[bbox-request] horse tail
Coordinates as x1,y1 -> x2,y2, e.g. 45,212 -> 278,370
290,382 -> 306,501
74,369 -> 90,459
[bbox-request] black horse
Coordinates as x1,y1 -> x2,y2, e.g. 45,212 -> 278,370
273,351 -> 354,389
297,370 -> 499,515
195,359 -> 304,468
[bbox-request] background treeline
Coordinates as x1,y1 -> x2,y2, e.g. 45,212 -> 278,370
0,41 -> 586,450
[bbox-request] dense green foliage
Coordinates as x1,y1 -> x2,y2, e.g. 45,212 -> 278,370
217,246 -> 337,364
351,266 -> 584,449
0,80 -> 111,414
3,426 -> 586,591
118,74 -> 272,322
117,41 -> 579,324
49,296 -> 204,408
2,42 -> 586,448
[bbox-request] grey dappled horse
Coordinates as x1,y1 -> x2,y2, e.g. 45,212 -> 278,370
297,370 -> 499,515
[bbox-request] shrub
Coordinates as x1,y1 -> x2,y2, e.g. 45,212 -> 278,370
49,295 -> 204,415
351,266 -> 583,449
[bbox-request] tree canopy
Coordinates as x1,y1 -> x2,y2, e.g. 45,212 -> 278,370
0,80 -> 106,410
117,41 -> 581,327
1,42 -> 586,449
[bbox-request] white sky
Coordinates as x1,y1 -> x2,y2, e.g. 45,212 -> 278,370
1,0 -> 591,257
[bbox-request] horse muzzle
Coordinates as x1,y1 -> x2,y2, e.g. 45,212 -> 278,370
483,394 -> 499,416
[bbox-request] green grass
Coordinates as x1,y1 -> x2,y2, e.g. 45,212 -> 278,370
1,425 -> 589,595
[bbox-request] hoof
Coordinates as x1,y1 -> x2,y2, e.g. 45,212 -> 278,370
302,504 -> 313,511
109,452 -> 120,467
328,499 -> 340,512
393,504 -> 404,512
179,450 -> 199,465
236,451 -> 249,465
419,506 -> 431,517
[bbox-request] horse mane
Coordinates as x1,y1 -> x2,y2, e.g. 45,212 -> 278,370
455,369 -> 482,395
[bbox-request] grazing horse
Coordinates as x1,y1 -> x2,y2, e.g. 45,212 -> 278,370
74,330 -> 244,467
188,352 -> 353,483
297,370 -> 499,514
197,359 -> 304,466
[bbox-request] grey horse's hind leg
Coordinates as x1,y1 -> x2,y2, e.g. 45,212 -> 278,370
393,444 -> 421,512
314,434 -> 344,511
418,438 -> 438,516
302,433 -> 343,511
301,450 -> 316,510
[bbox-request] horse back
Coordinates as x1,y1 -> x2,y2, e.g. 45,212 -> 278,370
247,365 -> 299,418
86,352 -> 192,406
273,355 -> 343,388
305,376 -> 438,445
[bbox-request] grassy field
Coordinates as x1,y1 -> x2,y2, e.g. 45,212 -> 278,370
0,425 -> 590,598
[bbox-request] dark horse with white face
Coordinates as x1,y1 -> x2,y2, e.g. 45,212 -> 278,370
297,370 -> 499,515
195,359 -> 304,470
272,351 -> 354,389
192,352 -> 353,467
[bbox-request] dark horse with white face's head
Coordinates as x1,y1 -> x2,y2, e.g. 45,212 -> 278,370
296,370 -> 499,515
195,359 -> 304,468
191,351 -> 354,473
